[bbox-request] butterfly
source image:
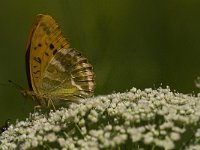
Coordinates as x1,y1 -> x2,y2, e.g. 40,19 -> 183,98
22,14 -> 95,109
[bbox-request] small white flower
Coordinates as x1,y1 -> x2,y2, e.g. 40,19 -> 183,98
130,87 -> 137,93
143,132 -> 154,144
46,133 -> 57,142
81,127 -> 87,135
195,129 -> 200,137
104,132 -> 110,138
58,137 -> 66,147
127,128 -> 142,142
104,125 -> 112,131
68,143 -> 75,149
170,132 -> 180,141
74,116 -> 80,123
21,142 -> 31,150
144,88 -> 152,93
78,119 -> 85,126
53,126 -> 61,132
31,139 -> 38,147
113,134 -> 127,144
88,114 -> 98,123
162,137 -> 175,150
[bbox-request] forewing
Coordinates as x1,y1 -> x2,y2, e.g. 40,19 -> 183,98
25,14 -> 70,92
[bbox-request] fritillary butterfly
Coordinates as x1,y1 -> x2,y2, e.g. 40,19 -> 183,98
23,14 -> 95,109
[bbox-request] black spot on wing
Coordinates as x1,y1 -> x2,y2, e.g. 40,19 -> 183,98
38,43 -> 42,47
53,49 -> 58,55
49,43 -> 54,50
33,70 -> 40,74
33,57 -> 41,64
45,52 -> 49,56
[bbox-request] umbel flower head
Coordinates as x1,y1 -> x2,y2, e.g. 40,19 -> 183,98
1,87 -> 200,150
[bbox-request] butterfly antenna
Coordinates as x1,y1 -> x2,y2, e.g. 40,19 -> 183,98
8,80 -> 24,90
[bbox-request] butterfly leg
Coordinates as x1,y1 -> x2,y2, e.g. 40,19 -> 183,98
47,98 -> 56,111
34,105 -> 41,112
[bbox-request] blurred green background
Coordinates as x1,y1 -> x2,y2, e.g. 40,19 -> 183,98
1,0 -> 200,124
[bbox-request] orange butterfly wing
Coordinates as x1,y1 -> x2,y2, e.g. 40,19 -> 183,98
25,14 -> 70,93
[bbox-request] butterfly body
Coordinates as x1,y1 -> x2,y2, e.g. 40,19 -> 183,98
25,14 -> 95,108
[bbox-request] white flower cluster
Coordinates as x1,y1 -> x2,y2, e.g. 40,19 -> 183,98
1,87 -> 200,150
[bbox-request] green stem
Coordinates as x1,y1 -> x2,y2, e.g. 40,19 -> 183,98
75,123 -> 84,139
